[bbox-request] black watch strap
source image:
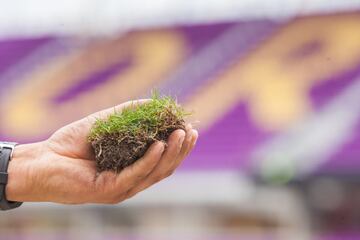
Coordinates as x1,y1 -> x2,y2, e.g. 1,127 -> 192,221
0,142 -> 23,210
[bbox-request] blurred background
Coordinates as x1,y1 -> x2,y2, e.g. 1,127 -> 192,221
1,0 -> 360,239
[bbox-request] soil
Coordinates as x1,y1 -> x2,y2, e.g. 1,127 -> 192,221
91,107 -> 186,172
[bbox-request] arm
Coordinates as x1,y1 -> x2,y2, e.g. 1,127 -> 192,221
5,100 -> 198,204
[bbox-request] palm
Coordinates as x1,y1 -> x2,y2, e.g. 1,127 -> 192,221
48,100 -> 151,161
48,118 -> 96,161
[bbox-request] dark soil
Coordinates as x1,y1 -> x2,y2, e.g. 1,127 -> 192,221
91,107 -> 186,173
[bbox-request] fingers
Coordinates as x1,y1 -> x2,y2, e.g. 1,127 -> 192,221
91,125 -> 199,204
175,127 -> 198,168
125,129 -> 185,195
125,126 -> 198,199
178,124 -> 195,160
93,141 -> 164,204
115,141 -> 165,188
154,129 -> 186,173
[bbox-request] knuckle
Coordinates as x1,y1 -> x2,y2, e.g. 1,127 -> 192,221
94,178 -> 106,194
94,174 -> 117,195
154,175 -> 163,183
136,173 -> 147,181
166,170 -> 175,178
125,169 -> 146,184
124,190 -> 136,200
87,180 -> 98,197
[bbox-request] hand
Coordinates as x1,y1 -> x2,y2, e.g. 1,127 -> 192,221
5,100 -> 198,204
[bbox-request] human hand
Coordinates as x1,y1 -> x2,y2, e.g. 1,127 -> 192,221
6,100 -> 198,204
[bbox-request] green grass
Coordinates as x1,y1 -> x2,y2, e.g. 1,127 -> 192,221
89,92 -> 188,141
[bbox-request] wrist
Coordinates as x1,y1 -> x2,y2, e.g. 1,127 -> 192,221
5,142 -> 43,202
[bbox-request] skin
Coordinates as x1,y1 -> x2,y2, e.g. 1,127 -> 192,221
5,99 -> 198,204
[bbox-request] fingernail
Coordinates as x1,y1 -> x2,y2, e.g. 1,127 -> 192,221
192,130 -> 198,144
192,135 -> 198,146
157,142 -> 165,152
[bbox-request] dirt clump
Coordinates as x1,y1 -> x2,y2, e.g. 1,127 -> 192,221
89,95 -> 187,173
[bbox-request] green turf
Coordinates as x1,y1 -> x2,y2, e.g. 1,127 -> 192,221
89,92 -> 188,141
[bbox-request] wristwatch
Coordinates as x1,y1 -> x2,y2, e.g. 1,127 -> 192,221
0,142 -> 23,210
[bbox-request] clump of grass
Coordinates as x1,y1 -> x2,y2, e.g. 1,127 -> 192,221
89,92 -> 188,172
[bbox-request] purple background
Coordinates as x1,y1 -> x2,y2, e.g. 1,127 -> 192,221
1,16 -> 360,177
